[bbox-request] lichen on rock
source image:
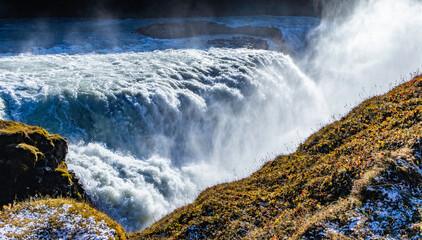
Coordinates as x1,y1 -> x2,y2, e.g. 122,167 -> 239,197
0,120 -> 87,207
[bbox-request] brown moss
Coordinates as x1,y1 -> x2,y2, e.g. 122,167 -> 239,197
16,143 -> 44,164
55,167 -> 72,184
0,120 -> 86,207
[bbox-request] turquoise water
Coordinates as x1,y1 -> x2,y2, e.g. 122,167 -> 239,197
1,1 -> 422,230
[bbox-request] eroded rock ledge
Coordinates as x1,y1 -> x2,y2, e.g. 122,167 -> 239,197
136,20 -> 285,51
0,120 -> 87,206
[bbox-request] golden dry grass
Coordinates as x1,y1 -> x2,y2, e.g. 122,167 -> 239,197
0,198 -> 127,239
131,76 -> 422,239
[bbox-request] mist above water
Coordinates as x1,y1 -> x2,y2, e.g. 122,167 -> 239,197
0,49 -> 326,231
305,0 -> 422,114
0,0 -> 421,232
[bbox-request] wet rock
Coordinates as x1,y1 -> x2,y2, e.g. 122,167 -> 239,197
136,20 -> 285,51
0,120 -> 87,207
34,167 -> 44,175
207,36 -> 269,50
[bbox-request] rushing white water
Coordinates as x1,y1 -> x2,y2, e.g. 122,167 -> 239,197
0,0 -> 422,232
0,49 -> 326,231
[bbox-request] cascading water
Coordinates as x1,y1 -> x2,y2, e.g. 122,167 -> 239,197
0,0 -> 421,232
0,49 -> 326,231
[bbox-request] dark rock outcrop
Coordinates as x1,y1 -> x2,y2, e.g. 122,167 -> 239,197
207,36 -> 269,50
136,21 -> 284,50
0,120 -> 87,207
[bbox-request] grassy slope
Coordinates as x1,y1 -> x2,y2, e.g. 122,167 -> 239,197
0,198 -> 127,239
132,75 -> 422,239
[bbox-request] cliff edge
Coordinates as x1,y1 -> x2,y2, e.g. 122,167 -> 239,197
0,121 -> 128,239
0,120 -> 86,206
2,74 -> 422,239
132,76 -> 422,239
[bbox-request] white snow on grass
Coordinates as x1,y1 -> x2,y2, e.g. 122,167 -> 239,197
321,152 -> 422,239
0,202 -> 118,239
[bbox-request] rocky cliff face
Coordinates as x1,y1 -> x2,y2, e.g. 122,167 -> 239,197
0,120 -> 87,207
132,76 -> 422,239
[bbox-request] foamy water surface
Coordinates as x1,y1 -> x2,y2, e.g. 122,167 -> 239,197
1,1 -> 422,231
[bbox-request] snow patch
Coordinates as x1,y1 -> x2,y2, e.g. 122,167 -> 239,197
316,153 -> 422,239
0,202 -> 118,239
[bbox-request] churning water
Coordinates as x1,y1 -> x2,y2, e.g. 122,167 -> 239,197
1,0 -> 421,231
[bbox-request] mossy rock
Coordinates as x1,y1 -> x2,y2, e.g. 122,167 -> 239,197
0,198 -> 127,239
0,120 -> 87,207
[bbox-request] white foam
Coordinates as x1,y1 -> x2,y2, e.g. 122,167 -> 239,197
0,48 -> 327,231
67,142 -> 197,231
1,1 -> 422,232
